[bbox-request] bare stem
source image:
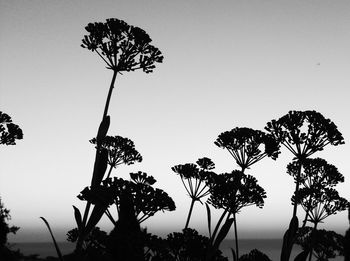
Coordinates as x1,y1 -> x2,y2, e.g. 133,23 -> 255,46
184,199 -> 196,229
102,70 -> 118,120
233,212 -> 239,261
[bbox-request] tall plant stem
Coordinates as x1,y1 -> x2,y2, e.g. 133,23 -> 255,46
102,70 -> 118,119
308,222 -> 318,261
233,212 -> 239,261
184,198 -> 196,229
292,162 -> 303,218
77,70 -> 118,252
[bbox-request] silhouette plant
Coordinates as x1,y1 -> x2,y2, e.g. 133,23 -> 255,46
78,171 -> 175,225
0,113 -> 23,260
0,197 -> 20,260
214,127 -> 279,172
0,111 -> 23,146
287,158 -> 345,227
90,136 -> 142,179
265,110 -> 344,261
165,228 -> 228,261
207,171 -> 266,261
344,207 -> 350,261
293,187 -> 349,261
214,127 -> 276,260
73,17 -> 163,254
295,227 -> 344,261
171,157 -> 215,229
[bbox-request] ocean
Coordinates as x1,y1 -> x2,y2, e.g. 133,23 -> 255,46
11,239 -> 343,261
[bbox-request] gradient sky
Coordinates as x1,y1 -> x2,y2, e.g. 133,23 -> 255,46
1,0 -> 350,242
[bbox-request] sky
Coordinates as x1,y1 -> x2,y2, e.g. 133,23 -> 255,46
1,0 -> 350,242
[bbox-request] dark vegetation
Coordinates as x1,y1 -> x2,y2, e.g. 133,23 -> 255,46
1,18 -> 350,261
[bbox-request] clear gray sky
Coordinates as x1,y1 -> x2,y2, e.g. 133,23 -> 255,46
1,0 -> 350,242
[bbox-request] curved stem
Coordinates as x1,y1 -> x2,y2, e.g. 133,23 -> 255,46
211,209 -> 228,246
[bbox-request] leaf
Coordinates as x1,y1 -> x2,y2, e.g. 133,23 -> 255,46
91,148 -> 108,187
281,216 -> 299,261
84,204 -> 108,236
96,115 -> 110,145
205,203 -> 212,238
73,206 -> 83,232
294,250 -> 309,261
213,217 -> 234,250
40,217 -> 64,261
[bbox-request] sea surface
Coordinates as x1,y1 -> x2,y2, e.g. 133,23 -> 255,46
11,239 -> 343,261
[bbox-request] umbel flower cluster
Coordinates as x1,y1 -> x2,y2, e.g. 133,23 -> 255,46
81,18 -> 163,72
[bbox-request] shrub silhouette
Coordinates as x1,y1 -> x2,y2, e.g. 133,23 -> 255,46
0,198 -> 21,260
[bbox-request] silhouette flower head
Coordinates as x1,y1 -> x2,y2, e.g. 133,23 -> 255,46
265,110 -> 344,160
287,158 -> 344,188
171,158 -> 215,201
100,172 -> 175,224
208,170 -> 266,214
90,135 -> 142,168
172,157 -> 216,229
81,18 -> 163,72
215,127 -> 279,171
293,187 -> 349,224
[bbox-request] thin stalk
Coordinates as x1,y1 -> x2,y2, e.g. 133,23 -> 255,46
233,212 -> 239,261
308,222 -> 318,261
106,165 -> 113,179
185,198 -> 196,229
102,70 -> 118,119
211,209 -> 228,246
292,161 -> 303,218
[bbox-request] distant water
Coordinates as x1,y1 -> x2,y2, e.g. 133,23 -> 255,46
12,239 -> 343,261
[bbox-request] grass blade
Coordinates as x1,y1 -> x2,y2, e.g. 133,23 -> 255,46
40,217 -> 64,261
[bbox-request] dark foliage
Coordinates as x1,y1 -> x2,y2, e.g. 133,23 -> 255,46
238,249 -> 272,261
296,227 -> 344,260
165,228 -> 228,261
0,111 -> 23,146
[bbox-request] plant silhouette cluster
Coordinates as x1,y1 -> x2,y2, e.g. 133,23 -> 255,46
2,18 -> 349,261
